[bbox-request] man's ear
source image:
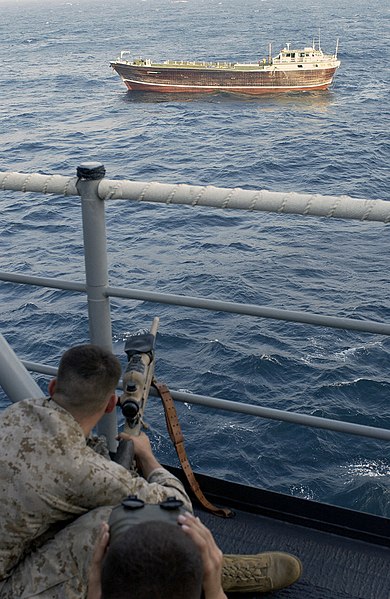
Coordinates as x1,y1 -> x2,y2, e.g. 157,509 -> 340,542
105,393 -> 117,414
48,378 -> 57,397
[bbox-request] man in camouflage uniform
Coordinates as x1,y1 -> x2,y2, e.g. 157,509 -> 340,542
0,344 -> 191,597
0,344 -> 302,598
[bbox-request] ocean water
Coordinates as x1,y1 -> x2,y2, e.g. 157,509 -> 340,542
0,0 -> 390,517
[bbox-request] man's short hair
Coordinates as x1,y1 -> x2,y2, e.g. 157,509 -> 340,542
55,344 -> 121,414
101,520 -> 203,599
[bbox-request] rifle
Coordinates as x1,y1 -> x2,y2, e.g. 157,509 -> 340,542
115,316 -> 233,517
114,317 -> 159,468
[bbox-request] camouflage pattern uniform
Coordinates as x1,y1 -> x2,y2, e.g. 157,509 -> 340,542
0,397 -> 191,596
0,507 -> 111,599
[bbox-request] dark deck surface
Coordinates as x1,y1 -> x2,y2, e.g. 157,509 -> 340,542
169,468 -> 390,599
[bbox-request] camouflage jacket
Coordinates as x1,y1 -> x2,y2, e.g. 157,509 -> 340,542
0,397 -> 191,581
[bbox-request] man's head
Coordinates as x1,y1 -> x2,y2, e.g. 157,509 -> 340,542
51,344 -> 121,417
101,520 -> 203,599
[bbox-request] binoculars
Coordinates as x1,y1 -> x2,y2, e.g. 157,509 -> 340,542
109,496 -> 186,544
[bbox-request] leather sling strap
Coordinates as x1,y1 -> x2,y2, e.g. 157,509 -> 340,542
152,379 -> 233,518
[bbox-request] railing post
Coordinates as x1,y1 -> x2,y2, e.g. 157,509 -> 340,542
76,162 -> 118,450
0,333 -> 44,402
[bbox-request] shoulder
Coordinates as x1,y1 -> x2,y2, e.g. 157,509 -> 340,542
0,397 -> 48,430
1,396 -> 65,419
0,397 -> 84,449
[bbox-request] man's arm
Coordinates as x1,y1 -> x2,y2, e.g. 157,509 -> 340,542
80,431 -> 192,513
117,432 -> 193,512
87,523 -> 109,599
179,512 -> 227,599
119,432 -> 162,478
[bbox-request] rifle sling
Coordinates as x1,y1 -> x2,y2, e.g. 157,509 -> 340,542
152,379 -> 233,518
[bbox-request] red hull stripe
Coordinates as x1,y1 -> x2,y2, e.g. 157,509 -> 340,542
124,79 -> 333,94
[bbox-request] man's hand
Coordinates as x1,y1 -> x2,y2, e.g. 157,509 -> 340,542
117,431 -> 161,478
87,522 -> 109,599
178,512 -> 227,599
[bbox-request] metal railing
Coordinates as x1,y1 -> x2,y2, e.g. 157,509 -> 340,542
1,162 -> 390,451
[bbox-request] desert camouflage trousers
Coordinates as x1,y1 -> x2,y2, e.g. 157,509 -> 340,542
0,506 -> 112,599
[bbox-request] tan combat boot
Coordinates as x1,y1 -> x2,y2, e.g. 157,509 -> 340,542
222,551 -> 302,593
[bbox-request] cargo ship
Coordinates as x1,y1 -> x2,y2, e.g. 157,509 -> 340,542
110,40 -> 340,95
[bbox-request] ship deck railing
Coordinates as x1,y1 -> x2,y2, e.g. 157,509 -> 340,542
161,60 -> 238,69
1,163 -> 390,454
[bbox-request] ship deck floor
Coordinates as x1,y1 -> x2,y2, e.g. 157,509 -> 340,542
169,469 -> 390,599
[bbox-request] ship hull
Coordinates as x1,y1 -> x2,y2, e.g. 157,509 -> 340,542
123,80 -> 333,94
111,62 -> 338,94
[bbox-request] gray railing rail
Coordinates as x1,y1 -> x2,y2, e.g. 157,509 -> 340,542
1,168 -> 390,222
2,271 -> 390,336
1,163 -> 389,450
16,358 -> 390,442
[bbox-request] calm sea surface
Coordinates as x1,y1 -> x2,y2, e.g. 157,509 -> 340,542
0,0 -> 389,517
